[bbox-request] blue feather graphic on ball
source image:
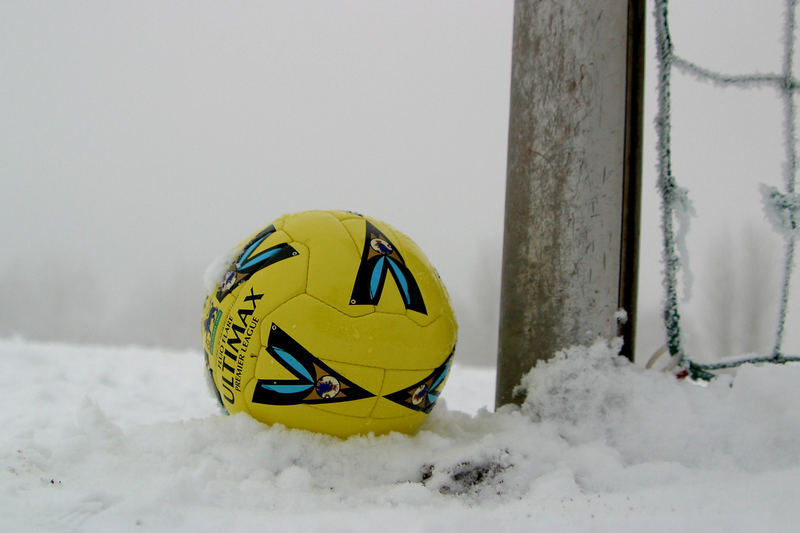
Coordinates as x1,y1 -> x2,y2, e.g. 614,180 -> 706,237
384,351 -> 453,413
251,324 -> 375,406
349,220 -> 427,314
216,225 -> 297,301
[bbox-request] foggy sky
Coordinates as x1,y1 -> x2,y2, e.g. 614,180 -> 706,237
1,0 -> 797,364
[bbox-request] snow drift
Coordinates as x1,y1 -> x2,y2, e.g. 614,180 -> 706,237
2,337 -> 798,532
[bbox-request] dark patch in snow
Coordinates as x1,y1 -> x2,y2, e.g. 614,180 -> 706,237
420,451 -> 511,496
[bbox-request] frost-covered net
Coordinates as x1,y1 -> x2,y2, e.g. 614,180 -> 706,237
654,0 -> 799,378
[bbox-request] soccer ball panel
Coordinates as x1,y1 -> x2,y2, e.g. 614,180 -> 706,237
340,215 -> 443,323
326,209 -> 364,223
287,212 -> 374,318
371,399 -> 429,424
266,294 -> 454,371
247,392 -> 380,425
241,399 -> 380,438
282,210 -> 360,256
340,217 -> 368,251
311,396 -> 379,418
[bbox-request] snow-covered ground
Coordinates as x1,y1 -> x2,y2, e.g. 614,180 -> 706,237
3,337 -> 798,532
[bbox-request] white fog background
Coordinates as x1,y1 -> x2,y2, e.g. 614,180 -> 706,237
1,0 -> 797,366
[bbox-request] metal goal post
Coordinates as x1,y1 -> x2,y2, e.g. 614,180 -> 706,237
496,0 -> 645,407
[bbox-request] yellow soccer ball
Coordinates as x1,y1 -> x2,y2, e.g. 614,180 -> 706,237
201,210 -> 457,437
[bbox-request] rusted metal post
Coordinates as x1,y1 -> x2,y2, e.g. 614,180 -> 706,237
496,0 -> 644,407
